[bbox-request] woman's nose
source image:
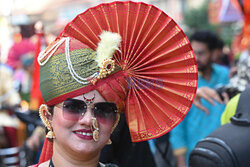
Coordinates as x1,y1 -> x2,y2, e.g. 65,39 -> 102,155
78,108 -> 93,126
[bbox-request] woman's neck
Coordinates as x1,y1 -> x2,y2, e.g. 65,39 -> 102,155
51,142 -> 100,167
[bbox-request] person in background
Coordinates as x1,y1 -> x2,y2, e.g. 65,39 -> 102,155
0,64 -> 21,148
170,30 -> 230,167
6,24 -> 35,70
211,38 -> 232,68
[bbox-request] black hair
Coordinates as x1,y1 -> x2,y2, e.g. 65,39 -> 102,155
48,105 -> 54,115
215,38 -> 224,50
189,30 -> 220,51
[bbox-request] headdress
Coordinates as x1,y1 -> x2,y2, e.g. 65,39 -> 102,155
38,1 -> 198,163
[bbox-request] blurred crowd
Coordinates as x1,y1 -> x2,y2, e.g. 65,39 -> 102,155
0,0 -> 250,167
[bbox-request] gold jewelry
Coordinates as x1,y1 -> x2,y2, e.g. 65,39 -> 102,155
39,104 -> 55,139
107,113 -> 120,145
107,139 -> 112,145
97,59 -> 115,79
83,94 -> 95,105
92,117 -> 99,142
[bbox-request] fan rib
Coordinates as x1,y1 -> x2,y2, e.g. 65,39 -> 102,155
131,28 -> 186,70
135,79 -> 176,128
123,2 -> 130,58
127,4 -> 153,61
78,15 -> 100,43
129,78 -> 147,134
134,43 -> 192,70
128,19 -> 175,69
132,73 -> 198,88
134,77 -> 193,116
134,56 -> 196,73
88,9 -> 104,33
126,3 -> 140,62
126,7 -> 163,66
64,24 -> 97,49
133,76 -> 196,104
132,78 -> 189,128
100,5 -> 112,31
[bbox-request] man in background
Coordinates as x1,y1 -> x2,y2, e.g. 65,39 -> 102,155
170,30 -> 230,167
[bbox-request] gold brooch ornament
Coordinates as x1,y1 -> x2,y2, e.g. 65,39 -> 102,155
98,59 -> 116,79
95,31 -> 121,81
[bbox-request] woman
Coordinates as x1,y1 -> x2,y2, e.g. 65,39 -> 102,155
37,90 -> 119,167
33,1 -> 198,167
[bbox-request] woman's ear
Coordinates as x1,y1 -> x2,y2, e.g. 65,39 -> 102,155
39,104 -> 53,128
112,113 -> 120,132
39,104 -> 56,139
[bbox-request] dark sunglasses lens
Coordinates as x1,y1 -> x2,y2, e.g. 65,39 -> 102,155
94,103 -> 117,123
62,99 -> 87,121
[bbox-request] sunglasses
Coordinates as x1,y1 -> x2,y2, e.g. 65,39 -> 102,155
57,99 -> 118,123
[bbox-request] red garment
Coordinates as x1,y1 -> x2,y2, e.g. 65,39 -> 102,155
3,126 -> 18,147
30,33 -> 44,109
6,38 -> 35,69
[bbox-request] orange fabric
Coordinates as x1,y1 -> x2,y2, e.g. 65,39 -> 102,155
242,0 -> 250,49
17,122 -> 26,146
231,0 -> 243,11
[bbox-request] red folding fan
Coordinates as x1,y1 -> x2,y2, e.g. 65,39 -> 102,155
59,1 -> 198,142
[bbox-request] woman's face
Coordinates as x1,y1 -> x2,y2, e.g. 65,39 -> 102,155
51,90 -> 115,157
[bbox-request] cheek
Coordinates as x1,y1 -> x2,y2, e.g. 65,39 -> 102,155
52,110 -> 75,132
99,123 -> 113,138
97,117 -> 115,125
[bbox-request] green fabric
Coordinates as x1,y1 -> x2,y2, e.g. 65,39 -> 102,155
39,48 -> 99,103
221,93 -> 240,125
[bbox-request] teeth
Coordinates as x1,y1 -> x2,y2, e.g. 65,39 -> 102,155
75,131 -> 93,136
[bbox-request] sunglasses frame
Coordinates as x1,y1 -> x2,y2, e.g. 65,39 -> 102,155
56,98 -> 118,122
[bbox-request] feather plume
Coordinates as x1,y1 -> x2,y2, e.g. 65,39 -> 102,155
96,31 -> 121,66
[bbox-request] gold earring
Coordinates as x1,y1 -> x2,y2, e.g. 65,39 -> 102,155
92,117 -> 99,142
107,113 -> 120,145
39,104 -> 55,139
107,139 -> 112,145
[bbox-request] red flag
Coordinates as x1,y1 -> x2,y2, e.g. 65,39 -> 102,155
30,33 -> 44,110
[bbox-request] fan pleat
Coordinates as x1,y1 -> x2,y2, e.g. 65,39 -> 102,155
132,30 -> 188,70
135,77 -> 193,116
135,79 -> 178,126
135,43 -> 193,69
126,7 -> 165,65
131,77 -> 190,131
128,19 -> 177,69
125,4 -> 152,61
127,78 -> 147,133
89,8 -> 110,32
85,9 -> 104,33
63,24 -> 97,49
135,59 -> 196,74
77,15 -> 100,43
133,77 -> 195,106
132,73 -> 197,90
125,2 -> 142,60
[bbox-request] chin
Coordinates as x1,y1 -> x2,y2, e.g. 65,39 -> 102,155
71,141 -> 102,155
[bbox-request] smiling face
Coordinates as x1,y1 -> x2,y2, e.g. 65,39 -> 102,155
50,90 -> 115,158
